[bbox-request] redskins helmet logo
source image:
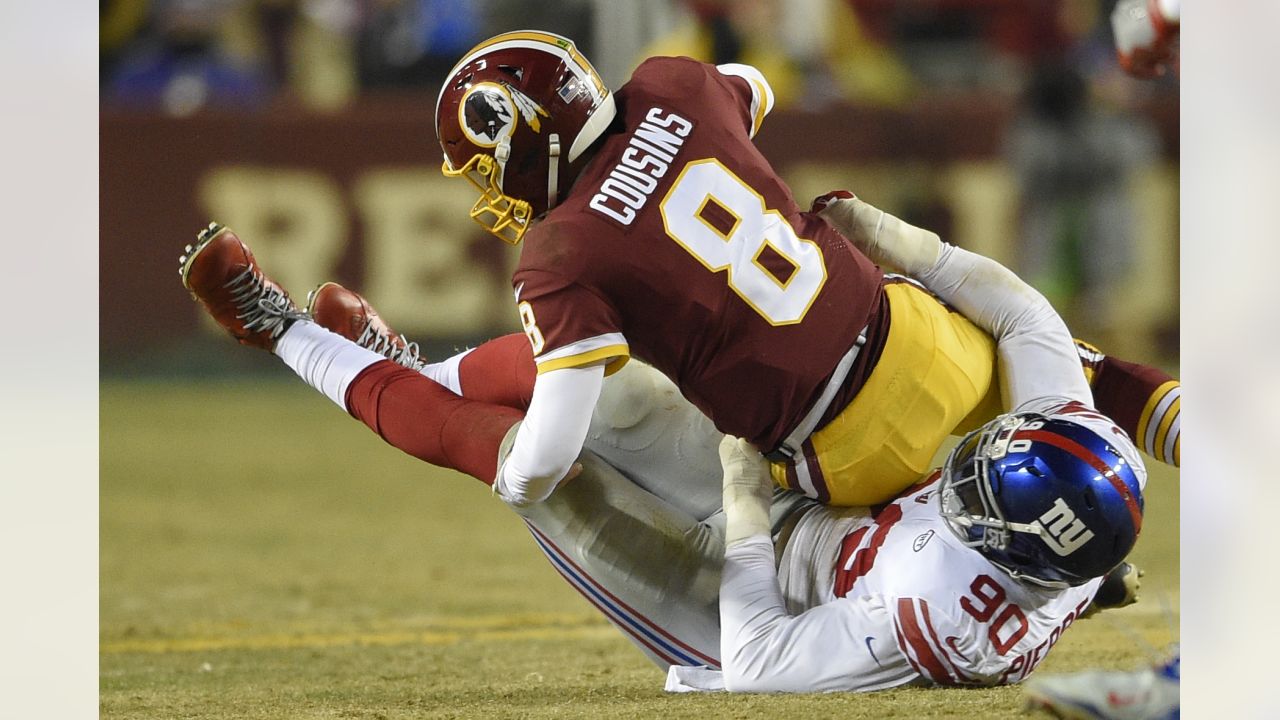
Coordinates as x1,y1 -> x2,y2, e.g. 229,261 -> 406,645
461,83 -> 516,146
459,81 -> 551,147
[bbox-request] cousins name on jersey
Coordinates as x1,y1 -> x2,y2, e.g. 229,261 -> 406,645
588,107 -> 692,225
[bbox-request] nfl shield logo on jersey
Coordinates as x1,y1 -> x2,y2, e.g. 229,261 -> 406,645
1037,498 -> 1095,556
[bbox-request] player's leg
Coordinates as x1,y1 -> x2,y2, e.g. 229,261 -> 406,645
1075,339 -> 1180,467
457,334 -> 537,410
509,435 -> 814,672
510,443 -> 725,669
303,282 -> 729,665
308,281 -> 728,520
308,281 -> 535,410
181,223 -> 522,485
339,358 -> 523,482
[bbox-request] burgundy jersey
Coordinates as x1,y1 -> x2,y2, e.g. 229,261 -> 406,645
513,57 -> 886,449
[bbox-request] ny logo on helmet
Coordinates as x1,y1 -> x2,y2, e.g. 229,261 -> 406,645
1037,498 -> 1095,556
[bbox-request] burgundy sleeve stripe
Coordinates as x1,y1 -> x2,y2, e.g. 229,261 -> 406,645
802,438 -> 830,503
781,439 -> 831,502
1018,430 -> 1143,532
896,598 -> 957,685
918,599 -> 972,683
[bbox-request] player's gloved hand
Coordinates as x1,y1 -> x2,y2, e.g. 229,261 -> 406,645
812,191 -> 943,276
719,436 -> 773,548
1111,0 -> 1179,78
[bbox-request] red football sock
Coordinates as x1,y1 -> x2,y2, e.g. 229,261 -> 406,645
344,360 -> 525,484
457,333 -> 538,411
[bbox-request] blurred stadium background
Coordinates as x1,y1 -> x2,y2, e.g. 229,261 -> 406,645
101,0 -> 1178,369
100,0 -> 1179,717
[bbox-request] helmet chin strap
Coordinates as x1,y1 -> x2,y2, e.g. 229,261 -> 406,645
546,133 -> 561,210
495,137 -> 512,189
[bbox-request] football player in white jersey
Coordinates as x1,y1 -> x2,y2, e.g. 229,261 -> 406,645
180,190 -> 1148,692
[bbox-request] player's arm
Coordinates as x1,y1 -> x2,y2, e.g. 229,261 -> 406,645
815,193 -> 1090,408
716,438 -> 913,692
720,558 -> 915,691
499,259 -> 629,505
493,364 -> 602,506
917,242 -> 1091,407
713,63 -> 776,138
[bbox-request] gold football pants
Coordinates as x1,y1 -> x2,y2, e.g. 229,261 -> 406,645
772,281 -> 1003,506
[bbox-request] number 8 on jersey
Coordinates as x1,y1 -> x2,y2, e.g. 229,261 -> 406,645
660,160 -> 828,325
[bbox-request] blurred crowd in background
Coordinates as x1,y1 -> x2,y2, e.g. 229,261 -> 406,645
100,0 -> 1177,113
101,0 -> 1179,363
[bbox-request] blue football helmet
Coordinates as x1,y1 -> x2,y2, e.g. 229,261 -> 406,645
939,405 -> 1146,588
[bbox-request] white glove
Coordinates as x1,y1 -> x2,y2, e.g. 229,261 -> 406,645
719,436 -> 773,547
812,191 -> 942,276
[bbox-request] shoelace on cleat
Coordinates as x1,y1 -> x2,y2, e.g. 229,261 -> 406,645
354,322 -> 423,370
224,264 -> 306,340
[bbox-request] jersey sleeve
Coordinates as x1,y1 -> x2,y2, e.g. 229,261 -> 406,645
513,270 -> 630,376
712,63 -> 776,138
891,596 -> 998,686
719,537 -> 917,692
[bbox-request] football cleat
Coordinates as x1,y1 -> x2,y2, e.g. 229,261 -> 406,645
305,282 -> 424,370
179,222 -> 306,351
1024,651 -> 1179,720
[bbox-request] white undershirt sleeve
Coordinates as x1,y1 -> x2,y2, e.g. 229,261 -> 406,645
916,244 -> 1093,409
718,537 -> 910,692
494,364 -> 605,506
815,196 -> 1090,409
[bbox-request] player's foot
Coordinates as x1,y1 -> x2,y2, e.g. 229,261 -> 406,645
179,222 -> 305,351
1089,561 -> 1144,613
305,282 -> 424,370
1023,651 -> 1179,720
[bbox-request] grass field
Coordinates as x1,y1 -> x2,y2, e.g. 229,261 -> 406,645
101,379 -> 1179,719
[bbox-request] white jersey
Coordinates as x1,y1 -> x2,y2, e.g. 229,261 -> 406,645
572,362 -> 1108,694
667,477 -> 1101,692
770,475 -> 1101,691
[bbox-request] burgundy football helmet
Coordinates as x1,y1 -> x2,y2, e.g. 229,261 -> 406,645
435,31 -> 617,244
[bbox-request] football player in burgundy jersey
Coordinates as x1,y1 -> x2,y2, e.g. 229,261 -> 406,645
179,197 -> 1149,691
432,31 -> 1174,511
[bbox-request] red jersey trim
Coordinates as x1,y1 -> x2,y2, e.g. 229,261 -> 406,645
896,598 -> 957,685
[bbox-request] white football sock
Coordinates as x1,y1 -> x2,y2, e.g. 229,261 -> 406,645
275,321 -> 386,410
418,347 -> 474,395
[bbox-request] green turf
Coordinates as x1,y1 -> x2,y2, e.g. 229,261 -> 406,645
101,380 -> 1179,719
